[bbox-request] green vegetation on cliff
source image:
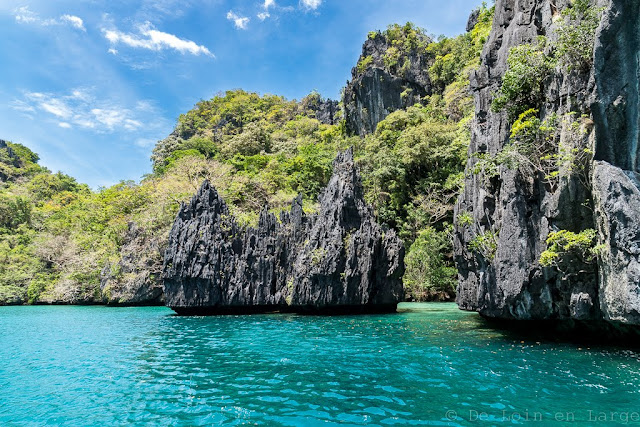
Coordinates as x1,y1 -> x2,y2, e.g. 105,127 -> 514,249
483,0 -> 604,277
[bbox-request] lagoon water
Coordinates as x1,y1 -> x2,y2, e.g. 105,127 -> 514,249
1,303 -> 640,426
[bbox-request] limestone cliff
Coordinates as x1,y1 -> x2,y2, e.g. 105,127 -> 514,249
591,0 -> 640,325
300,94 -> 340,125
162,149 -> 404,315
454,0 -> 640,334
342,26 -> 434,135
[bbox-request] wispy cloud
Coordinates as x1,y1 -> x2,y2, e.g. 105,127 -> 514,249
91,109 -> 142,131
102,22 -> 214,57
14,89 -> 161,134
227,11 -> 250,29
257,12 -> 270,21
14,6 -> 85,31
10,100 -> 36,115
300,0 -> 322,10
60,15 -> 85,31
136,0 -> 194,21
14,6 -> 38,24
34,94 -> 73,118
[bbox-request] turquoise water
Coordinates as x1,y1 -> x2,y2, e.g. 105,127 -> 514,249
1,303 -> 640,426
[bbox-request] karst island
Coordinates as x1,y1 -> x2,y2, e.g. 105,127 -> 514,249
1,0 -> 639,425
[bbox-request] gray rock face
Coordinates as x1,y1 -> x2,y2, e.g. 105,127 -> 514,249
455,0 -> 593,321
592,162 -> 640,324
592,0 -> 640,171
466,8 -> 481,32
590,0 -> 640,325
162,149 -> 404,315
342,32 -> 433,135
301,96 -> 340,125
454,0 -> 640,334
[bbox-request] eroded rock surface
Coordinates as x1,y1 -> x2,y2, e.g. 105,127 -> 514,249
163,149 -> 404,315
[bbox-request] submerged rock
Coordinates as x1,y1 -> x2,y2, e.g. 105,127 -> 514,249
162,149 -> 404,315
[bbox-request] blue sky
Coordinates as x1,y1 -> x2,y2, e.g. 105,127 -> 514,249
0,0 -> 484,188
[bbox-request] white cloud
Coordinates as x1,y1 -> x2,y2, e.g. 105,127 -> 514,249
14,6 -> 38,24
40,100 -> 72,119
257,0 -> 276,20
103,22 -> 214,57
14,7 -> 85,30
91,108 -> 141,131
13,89 -> 159,134
300,0 -> 322,10
135,100 -> 155,112
60,15 -> 85,31
71,89 -> 92,101
108,48 -> 119,55
10,100 -> 36,114
125,119 -> 143,130
227,11 -> 250,30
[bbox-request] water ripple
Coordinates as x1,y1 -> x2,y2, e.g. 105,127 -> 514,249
1,304 -> 640,425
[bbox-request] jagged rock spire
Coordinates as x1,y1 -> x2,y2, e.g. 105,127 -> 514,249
162,149 -> 404,315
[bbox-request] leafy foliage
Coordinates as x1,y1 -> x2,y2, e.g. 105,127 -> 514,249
540,228 -> 598,267
404,227 -> 457,299
0,91 -> 348,304
468,230 -> 498,261
555,0 -> 603,72
491,37 -> 553,119
362,23 -> 431,78
357,105 -> 466,236
357,55 -> 373,74
471,109 -> 596,190
492,2 -> 604,118
427,3 -> 493,92
504,109 -> 559,179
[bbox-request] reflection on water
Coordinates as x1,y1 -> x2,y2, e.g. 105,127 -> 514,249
1,303 -> 639,426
